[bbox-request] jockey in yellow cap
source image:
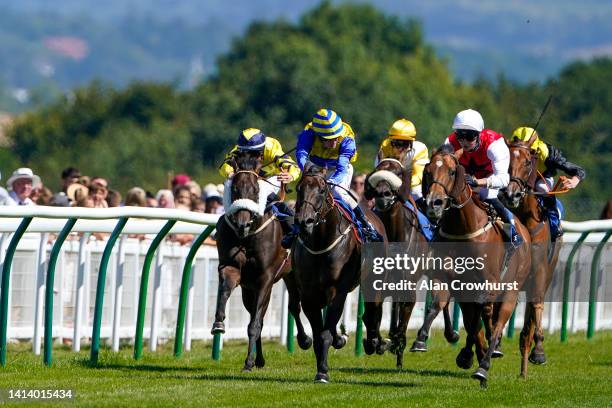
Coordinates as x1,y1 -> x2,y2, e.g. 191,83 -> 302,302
509,126 -> 585,238
375,119 -> 429,201
219,128 -> 300,234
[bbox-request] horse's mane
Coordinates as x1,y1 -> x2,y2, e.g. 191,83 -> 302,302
303,162 -> 327,177
234,151 -> 262,171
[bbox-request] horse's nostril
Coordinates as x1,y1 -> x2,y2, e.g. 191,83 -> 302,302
433,199 -> 444,207
305,218 -> 315,225
514,192 -> 522,199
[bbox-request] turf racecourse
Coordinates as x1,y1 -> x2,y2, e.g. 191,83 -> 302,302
0,330 -> 609,407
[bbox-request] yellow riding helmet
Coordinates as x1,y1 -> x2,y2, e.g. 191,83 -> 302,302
388,119 -> 416,141
512,126 -> 538,143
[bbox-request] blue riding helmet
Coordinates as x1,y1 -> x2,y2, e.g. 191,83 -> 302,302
237,128 -> 266,151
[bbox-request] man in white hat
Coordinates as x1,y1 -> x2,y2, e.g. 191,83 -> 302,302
5,167 -> 40,206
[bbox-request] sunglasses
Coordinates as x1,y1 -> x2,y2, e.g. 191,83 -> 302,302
455,130 -> 479,142
390,140 -> 412,149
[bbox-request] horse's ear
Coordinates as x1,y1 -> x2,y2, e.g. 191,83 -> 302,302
454,148 -> 464,160
526,129 -> 538,147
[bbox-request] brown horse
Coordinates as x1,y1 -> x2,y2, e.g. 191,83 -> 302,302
212,152 -> 312,371
424,145 -> 532,386
502,135 -> 561,376
366,157 -> 459,369
292,163 -> 387,383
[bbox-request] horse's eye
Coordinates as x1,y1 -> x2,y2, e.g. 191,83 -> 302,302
449,169 -> 456,177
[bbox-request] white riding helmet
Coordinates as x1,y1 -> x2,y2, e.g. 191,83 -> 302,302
452,109 -> 484,132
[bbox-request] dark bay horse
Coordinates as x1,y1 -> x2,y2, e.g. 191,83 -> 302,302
424,146 -> 532,386
292,163 -> 387,383
212,152 -> 311,371
366,157 -> 459,369
502,134 -> 561,377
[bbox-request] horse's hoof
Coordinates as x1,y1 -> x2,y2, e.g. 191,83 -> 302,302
446,330 -> 460,344
314,372 -> 329,384
472,368 -> 488,388
376,338 -> 389,355
363,339 -> 376,355
456,347 -> 474,369
211,321 -> 225,335
332,334 -> 348,350
255,360 -> 265,369
528,350 -> 547,365
492,347 -> 504,358
242,365 -> 253,373
409,340 -> 427,353
297,335 -> 313,350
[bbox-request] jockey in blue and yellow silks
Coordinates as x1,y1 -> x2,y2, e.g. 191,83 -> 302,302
281,108 -> 381,248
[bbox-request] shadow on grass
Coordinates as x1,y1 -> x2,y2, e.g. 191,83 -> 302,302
76,359 -> 420,387
336,366 -> 466,379
171,372 -> 421,388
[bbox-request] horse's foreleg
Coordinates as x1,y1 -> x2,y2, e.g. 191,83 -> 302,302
212,265 -> 240,334
362,300 -> 386,355
519,301 -> 535,378
302,299 -> 329,383
442,302 -> 460,344
411,286 -> 450,352
473,298 -> 516,388
326,292 -> 349,350
529,302 -> 547,365
243,280 -> 273,371
393,301 -> 415,369
283,273 -> 312,350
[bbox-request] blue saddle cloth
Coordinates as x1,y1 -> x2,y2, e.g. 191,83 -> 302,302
333,196 -> 367,242
403,200 -> 435,241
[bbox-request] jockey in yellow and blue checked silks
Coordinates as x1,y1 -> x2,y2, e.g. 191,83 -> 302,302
510,126 -> 585,239
220,128 -> 300,236
281,108 -> 382,248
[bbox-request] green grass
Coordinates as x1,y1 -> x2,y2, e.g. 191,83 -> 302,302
0,330 -> 610,407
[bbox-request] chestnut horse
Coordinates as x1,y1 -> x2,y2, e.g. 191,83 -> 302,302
292,163 -> 387,383
502,134 -> 561,377
366,157 -> 459,369
424,145 -> 532,386
212,152 -> 311,371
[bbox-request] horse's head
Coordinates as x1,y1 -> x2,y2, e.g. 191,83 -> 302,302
423,145 -> 465,221
502,132 -> 538,209
228,150 -> 263,237
366,158 -> 405,211
295,162 -> 329,235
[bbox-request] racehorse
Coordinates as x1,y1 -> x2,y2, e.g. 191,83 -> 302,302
292,163 -> 387,383
366,157 -> 459,369
423,145 -> 532,386
212,151 -> 312,371
502,134 -> 561,377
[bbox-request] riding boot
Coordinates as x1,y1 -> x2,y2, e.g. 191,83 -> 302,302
542,196 -> 563,240
281,223 -> 299,249
486,198 -> 523,248
274,201 -> 297,249
353,206 -> 383,242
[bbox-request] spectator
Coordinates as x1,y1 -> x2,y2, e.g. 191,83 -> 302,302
33,185 -> 53,205
106,189 -> 122,207
49,192 -> 71,207
90,176 -> 108,189
185,180 -> 202,201
67,182 -> 88,204
174,185 -> 192,210
145,191 -> 158,208
5,168 -> 40,206
155,189 -> 174,208
205,190 -> 224,214
76,195 -> 95,208
125,187 -> 147,207
89,183 -> 108,208
61,167 -> 81,193
351,173 -> 367,201
191,197 -> 206,212
171,173 -> 191,190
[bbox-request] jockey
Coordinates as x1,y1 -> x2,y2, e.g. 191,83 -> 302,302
444,109 -> 523,248
511,126 -> 585,238
375,118 -> 429,203
281,108 -> 381,248
219,128 -> 300,236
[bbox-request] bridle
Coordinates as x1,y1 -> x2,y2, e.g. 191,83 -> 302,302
426,153 -> 473,211
507,143 -> 537,199
296,173 -> 335,227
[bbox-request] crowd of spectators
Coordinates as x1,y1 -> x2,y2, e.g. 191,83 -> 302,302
0,166 -> 225,215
